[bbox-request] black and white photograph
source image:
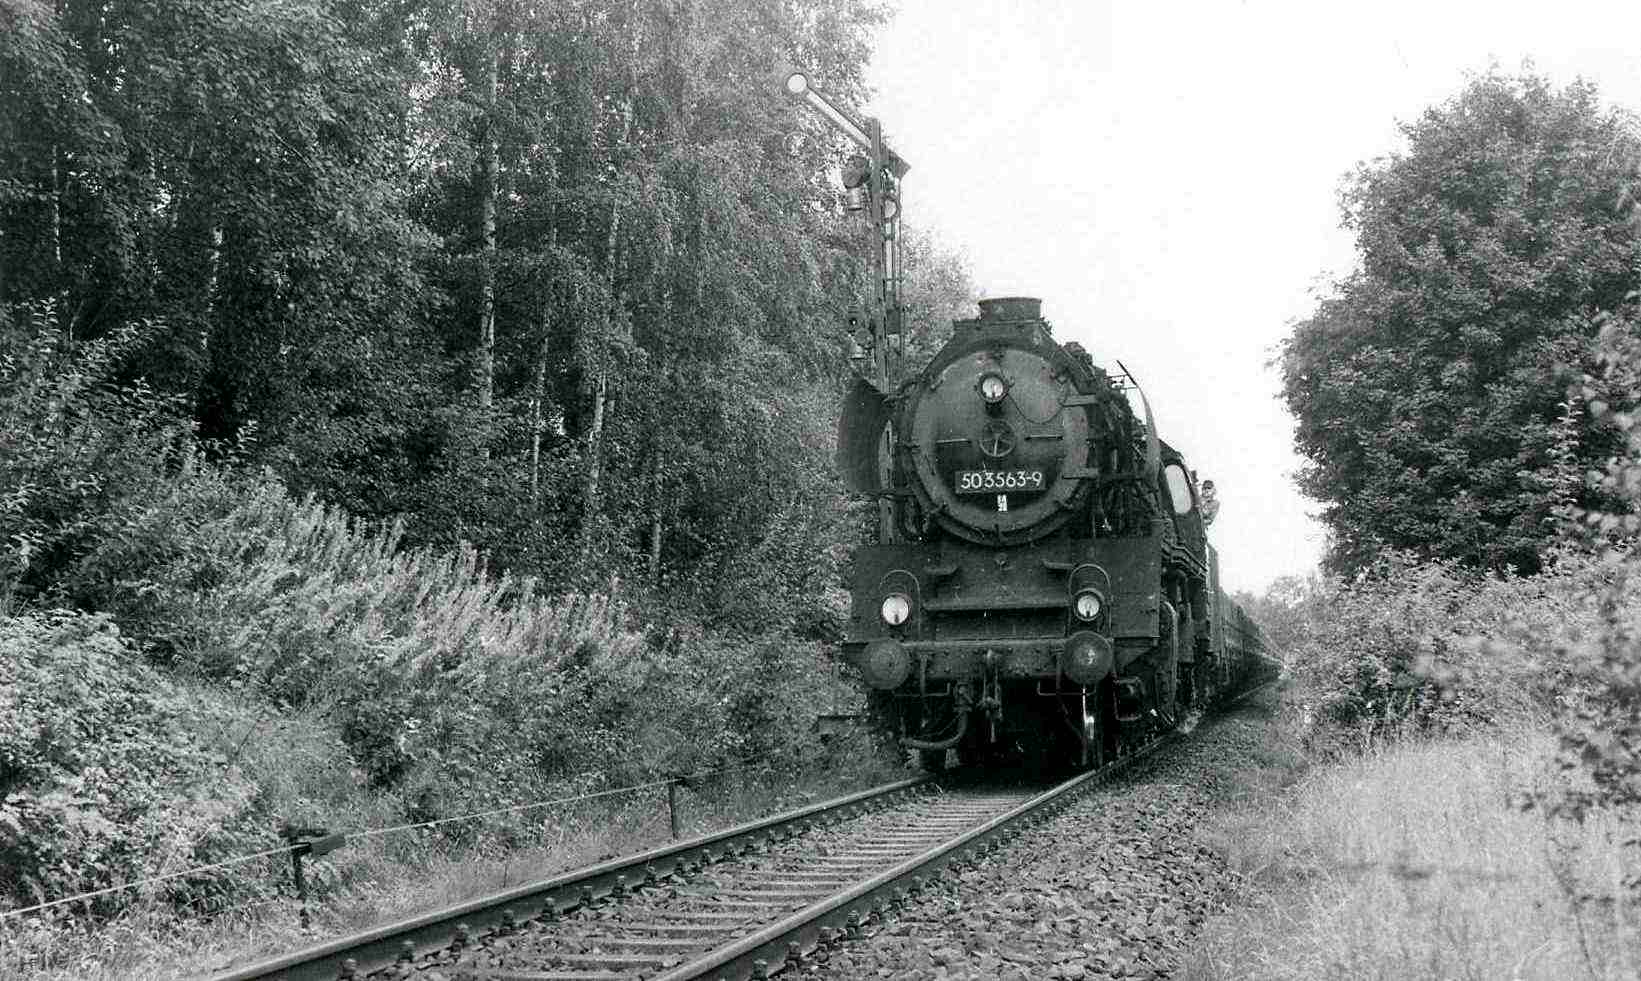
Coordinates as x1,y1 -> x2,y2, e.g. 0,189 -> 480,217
2,1 -> 1638,978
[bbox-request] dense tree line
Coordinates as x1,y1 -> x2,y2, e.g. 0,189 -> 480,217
1279,71 -> 1640,575
0,0 -> 980,927
1,0 -> 970,624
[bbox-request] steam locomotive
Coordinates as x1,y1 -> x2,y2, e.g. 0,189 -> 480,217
838,296 -> 1269,770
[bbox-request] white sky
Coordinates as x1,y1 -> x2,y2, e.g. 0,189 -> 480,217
862,0 -> 1641,594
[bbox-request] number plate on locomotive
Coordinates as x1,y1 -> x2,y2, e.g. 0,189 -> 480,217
955,469 -> 1044,493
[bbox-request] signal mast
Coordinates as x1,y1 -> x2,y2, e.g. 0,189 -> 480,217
781,70 -> 910,393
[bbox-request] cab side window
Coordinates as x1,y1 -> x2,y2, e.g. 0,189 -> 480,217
1163,463 -> 1194,516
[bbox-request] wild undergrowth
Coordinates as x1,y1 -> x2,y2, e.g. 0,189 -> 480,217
1,726 -> 892,981
1186,546 -> 1641,980
1188,307 -> 1641,979
1,305 -> 880,975
1266,548 -> 1634,757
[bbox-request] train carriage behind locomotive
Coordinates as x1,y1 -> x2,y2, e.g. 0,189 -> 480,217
839,296 -> 1257,769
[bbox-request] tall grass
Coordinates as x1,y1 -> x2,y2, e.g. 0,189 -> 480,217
1188,733 -> 1639,981
73,464 -> 644,689
3,461 -> 868,931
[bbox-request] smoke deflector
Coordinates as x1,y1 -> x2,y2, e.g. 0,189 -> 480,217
837,377 -> 891,493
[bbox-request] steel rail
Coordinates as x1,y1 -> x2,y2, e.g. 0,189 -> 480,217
209,775 -> 929,981
653,734 -> 1177,981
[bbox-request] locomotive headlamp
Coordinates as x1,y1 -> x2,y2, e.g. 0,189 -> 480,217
880,592 -> 912,627
1074,589 -> 1103,622
979,373 -> 1008,404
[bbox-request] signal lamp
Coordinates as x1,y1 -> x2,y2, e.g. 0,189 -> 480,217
979,373 -> 1008,404
841,155 -> 870,212
880,593 -> 912,627
847,335 -> 867,368
841,155 -> 870,188
1074,589 -> 1103,621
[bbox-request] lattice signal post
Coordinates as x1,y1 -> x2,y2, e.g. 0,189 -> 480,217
782,70 -> 910,394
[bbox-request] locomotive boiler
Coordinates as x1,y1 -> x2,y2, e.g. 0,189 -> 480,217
838,296 -> 1267,770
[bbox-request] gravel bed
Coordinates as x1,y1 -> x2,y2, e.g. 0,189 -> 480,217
801,705 -> 1273,980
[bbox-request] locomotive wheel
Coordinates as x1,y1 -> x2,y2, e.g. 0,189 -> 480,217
955,726 -> 992,769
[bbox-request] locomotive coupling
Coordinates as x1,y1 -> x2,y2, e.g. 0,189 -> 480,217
903,683 -> 974,752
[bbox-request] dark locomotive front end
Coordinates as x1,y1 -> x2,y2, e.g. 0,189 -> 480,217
841,296 -> 1256,771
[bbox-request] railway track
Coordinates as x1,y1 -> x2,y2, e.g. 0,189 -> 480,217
212,730 -> 1179,981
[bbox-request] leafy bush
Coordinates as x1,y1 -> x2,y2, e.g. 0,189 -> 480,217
0,307 -> 191,612
1258,307 -> 1641,916
63,461 -> 838,824
1277,71 -> 1640,577
1544,301 -> 1641,825
1271,556 -> 1559,754
66,468 -> 640,786
4,299 -> 858,923
0,611 -> 260,915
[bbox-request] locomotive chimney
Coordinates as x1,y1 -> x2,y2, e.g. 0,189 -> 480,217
977,296 -> 1042,322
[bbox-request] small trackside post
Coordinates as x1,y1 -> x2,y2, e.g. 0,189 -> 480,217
279,824 -> 347,929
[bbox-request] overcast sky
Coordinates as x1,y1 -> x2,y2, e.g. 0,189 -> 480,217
858,0 -> 1641,594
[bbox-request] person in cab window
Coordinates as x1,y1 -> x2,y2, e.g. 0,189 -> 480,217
1200,479 -> 1220,526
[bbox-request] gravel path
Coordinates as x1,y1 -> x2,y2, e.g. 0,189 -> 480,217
800,704 -> 1272,980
